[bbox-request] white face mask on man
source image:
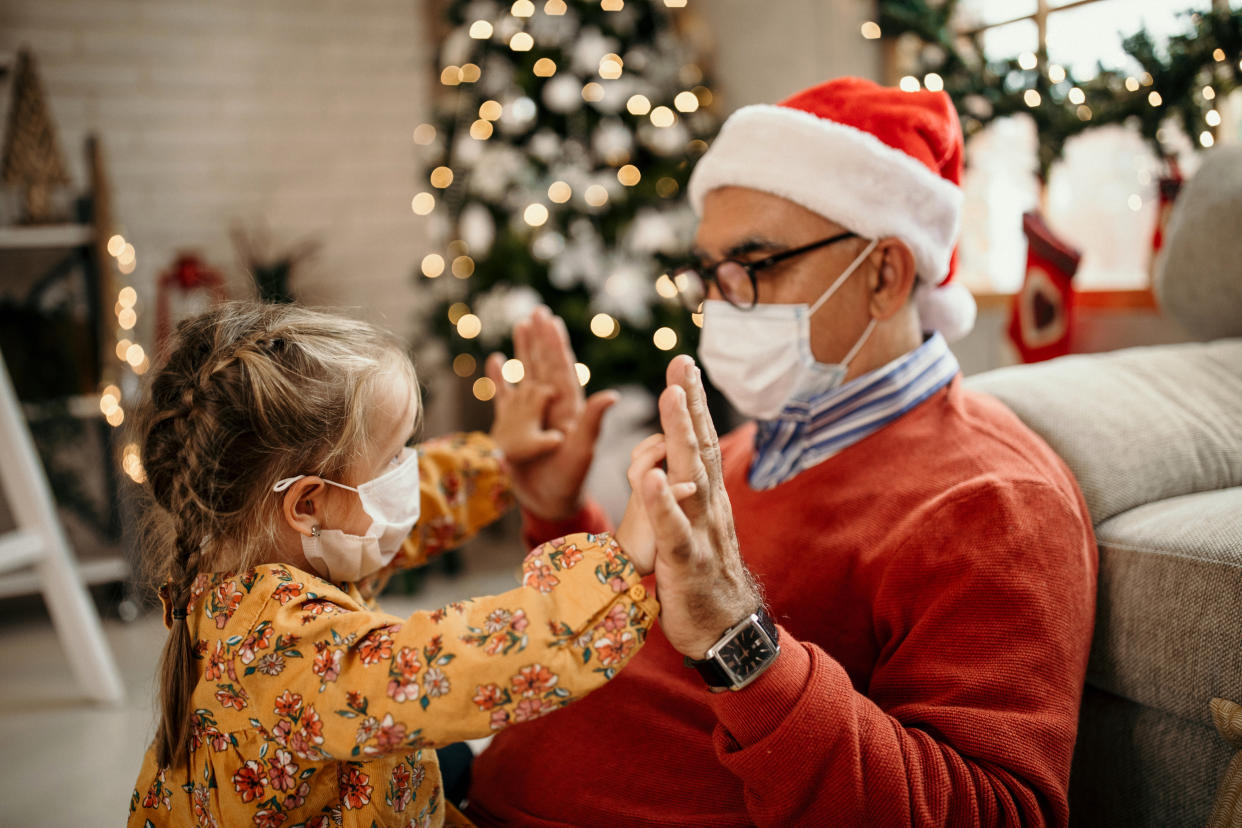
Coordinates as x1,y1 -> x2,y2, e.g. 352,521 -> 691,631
698,238 -> 879,421
273,447 -> 422,582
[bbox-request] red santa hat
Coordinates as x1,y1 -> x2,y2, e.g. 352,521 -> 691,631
687,76 -> 976,341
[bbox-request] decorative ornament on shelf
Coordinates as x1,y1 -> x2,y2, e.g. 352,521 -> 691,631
231,223 -> 319,305
0,48 -> 72,224
155,253 -> 228,355
413,0 -> 719,401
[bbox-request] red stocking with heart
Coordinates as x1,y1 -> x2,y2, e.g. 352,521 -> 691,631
1007,211 -> 1081,363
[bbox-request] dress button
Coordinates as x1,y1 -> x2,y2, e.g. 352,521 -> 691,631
628,584 -> 647,601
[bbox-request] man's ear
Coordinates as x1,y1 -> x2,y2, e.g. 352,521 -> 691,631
281,478 -> 326,538
868,238 -> 918,320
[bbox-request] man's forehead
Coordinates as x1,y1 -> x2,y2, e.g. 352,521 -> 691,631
695,186 -> 845,253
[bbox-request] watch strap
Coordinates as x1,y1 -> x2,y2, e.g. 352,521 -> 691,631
684,606 -> 780,689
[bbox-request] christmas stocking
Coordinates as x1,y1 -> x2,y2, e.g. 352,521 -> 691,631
1007,211 -> 1081,363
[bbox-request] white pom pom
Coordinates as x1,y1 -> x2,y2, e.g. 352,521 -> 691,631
915,281 -> 977,342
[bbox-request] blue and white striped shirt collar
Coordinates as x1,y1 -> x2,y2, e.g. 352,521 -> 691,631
748,333 -> 959,490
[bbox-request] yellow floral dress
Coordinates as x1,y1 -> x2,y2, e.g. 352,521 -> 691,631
128,432 -> 658,828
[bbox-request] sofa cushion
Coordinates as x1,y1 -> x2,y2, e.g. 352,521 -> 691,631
1087,487 -> 1242,726
965,339 -> 1242,523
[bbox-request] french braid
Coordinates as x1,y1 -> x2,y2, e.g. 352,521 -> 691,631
133,301 -> 417,769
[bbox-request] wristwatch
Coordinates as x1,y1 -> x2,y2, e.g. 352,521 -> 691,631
684,606 -> 781,691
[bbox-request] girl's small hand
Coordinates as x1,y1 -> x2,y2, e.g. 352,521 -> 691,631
487,353 -> 565,464
614,433 -> 696,575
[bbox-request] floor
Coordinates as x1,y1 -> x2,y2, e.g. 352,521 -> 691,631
0,533 -> 520,828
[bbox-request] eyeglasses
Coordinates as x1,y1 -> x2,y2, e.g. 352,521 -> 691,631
670,231 -> 859,311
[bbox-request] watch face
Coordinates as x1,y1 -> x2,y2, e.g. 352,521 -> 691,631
720,623 -> 775,678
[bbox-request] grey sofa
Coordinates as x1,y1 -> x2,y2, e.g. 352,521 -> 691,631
965,145 -> 1242,827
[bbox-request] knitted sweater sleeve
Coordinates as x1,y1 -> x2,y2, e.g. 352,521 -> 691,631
706,479 -> 1096,827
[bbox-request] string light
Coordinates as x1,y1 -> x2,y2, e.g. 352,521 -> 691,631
118,286 -> 137,307
627,94 -> 652,115
99,389 -> 120,416
601,0 -> 623,10
479,100 -> 503,121
655,177 -> 679,198
617,165 -> 641,186
453,354 -> 477,377
1141,72 -> 1154,86
118,308 -> 137,330
574,363 -> 590,386
411,192 -> 435,215
1024,89 -> 1042,107
545,0 -> 567,14
860,21 -> 881,39
430,166 -> 454,188
121,443 -> 145,484
590,313 -> 619,338
460,63 -> 481,82
674,91 -> 699,112
421,253 -> 445,277
923,73 -> 943,92
1068,88 -> 1085,105
1206,109 -> 1222,127
509,32 -> 533,51
1200,131 -> 1215,148
584,185 -> 609,206
448,302 -> 470,324
899,75 -> 920,92
533,58 -> 557,77
1203,86 -> 1216,101
118,257 -> 135,275
524,203 -> 549,226
116,339 -> 132,361
650,106 -> 675,127
693,86 -> 713,107
582,82 -> 604,102
473,377 -> 497,401
117,243 -> 136,268
125,343 -> 145,368
655,273 -> 677,299
1048,64 -> 1066,84
413,124 -> 436,145
106,234 -> 126,256
470,119 -> 494,140
452,256 -> 475,278
106,407 -> 124,427
512,0 -> 535,17
1147,91 -> 1163,107
653,327 -> 677,351
1077,105 -> 1093,121
1213,48 -> 1226,61
664,0 -> 687,6
1128,194 -> 1143,212
1124,77 -> 1140,92
469,20 -> 493,38
501,358 -> 525,383
457,314 -> 483,338
691,311 -> 703,328
548,181 -> 572,203
599,54 -> 623,79
441,66 -> 463,86
1018,52 -> 1037,70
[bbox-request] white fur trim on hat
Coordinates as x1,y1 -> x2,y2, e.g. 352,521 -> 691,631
688,104 -> 964,286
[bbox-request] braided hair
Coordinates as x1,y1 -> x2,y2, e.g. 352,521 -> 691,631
133,301 -> 416,768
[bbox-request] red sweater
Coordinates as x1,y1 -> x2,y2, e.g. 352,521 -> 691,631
467,379 -> 1096,827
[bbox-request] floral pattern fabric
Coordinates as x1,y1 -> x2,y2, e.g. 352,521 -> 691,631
129,432 -> 658,828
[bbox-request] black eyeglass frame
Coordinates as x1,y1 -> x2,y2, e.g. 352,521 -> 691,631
671,230 -> 860,311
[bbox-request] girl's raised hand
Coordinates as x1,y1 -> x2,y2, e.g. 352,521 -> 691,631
614,433 -> 696,576
487,354 -> 564,464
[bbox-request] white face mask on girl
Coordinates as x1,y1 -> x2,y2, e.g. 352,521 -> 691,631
273,447 -> 422,583
698,238 -> 879,421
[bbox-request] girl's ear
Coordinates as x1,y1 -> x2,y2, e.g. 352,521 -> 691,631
281,477 -> 326,537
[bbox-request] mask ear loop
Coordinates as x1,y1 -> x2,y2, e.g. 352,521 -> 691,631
272,475 -> 359,494
808,238 -> 880,317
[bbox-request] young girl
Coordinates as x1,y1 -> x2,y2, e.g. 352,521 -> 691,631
127,301 -> 665,828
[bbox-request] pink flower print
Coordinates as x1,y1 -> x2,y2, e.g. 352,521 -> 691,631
284,780 -> 311,810
256,653 -> 285,676
372,713 -> 407,753
211,581 -> 243,629
512,696 -> 549,723
388,763 -> 413,812
594,630 -> 636,667
312,642 -> 343,684
424,667 -> 450,698
355,716 -> 380,746
237,624 -> 274,665
266,749 -> 298,792
472,683 -> 505,711
204,640 -> 228,681
214,684 -> 248,710
511,664 -> 558,697
608,576 -> 628,593
232,759 -> 267,803
599,603 -> 629,633
387,677 -> 420,703
274,690 -> 302,717
558,543 -> 584,568
484,609 -> 512,634
484,633 -> 508,656
509,609 -> 528,632
489,708 -> 510,731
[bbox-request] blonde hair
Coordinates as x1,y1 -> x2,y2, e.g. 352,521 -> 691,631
132,300 -> 417,768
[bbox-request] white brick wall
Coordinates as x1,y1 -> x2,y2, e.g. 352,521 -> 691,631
1,0 -> 432,344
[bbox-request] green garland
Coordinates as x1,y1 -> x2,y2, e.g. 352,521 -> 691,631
878,1 -> 1242,176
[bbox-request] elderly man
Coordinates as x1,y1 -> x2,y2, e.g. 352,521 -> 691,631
468,77 -> 1096,827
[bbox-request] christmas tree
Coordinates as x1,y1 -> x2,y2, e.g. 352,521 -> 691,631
412,0 -> 718,402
